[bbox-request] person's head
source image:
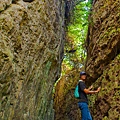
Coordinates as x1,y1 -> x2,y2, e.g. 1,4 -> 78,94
80,71 -> 87,81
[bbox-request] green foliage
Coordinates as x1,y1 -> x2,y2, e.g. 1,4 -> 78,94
62,1 -> 91,74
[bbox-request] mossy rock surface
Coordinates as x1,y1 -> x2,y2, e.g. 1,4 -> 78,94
54,0 -> 120,120
85,0 -> 120,119
86,0 -> 120,85
0,0 -> 65,120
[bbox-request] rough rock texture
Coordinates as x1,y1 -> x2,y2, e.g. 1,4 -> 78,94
86,0 -> 120,119
88,55 -> 120,120
86,0 -> 120,85
0,0 -> 12,12
54,0 -> 120,120
0,0 -> 65,120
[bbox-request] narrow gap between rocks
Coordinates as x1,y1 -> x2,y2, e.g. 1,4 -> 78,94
53,0 -> 92,119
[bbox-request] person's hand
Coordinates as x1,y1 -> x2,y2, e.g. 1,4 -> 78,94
96,87 -> 101,92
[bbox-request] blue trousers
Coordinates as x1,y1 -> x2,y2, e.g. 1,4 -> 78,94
78,102 -> 92,120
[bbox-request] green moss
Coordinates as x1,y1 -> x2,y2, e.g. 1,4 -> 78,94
45,61 -> 52,76
103,116 -> 109,120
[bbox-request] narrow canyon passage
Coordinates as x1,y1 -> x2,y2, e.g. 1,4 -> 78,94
54,0 -> 120,120
0,0 -> 120,120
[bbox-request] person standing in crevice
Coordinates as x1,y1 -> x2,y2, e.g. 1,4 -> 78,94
78,71 -> 101,120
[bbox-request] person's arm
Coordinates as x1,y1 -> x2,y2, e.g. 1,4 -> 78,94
84,87 -> 101,94
88,85 -> 93,90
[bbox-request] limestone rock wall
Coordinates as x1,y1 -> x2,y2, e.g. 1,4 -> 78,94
88,55 -> 120,120
86,0 -> 120,119
86,0 -> 120,85
0,0 -> 65,120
